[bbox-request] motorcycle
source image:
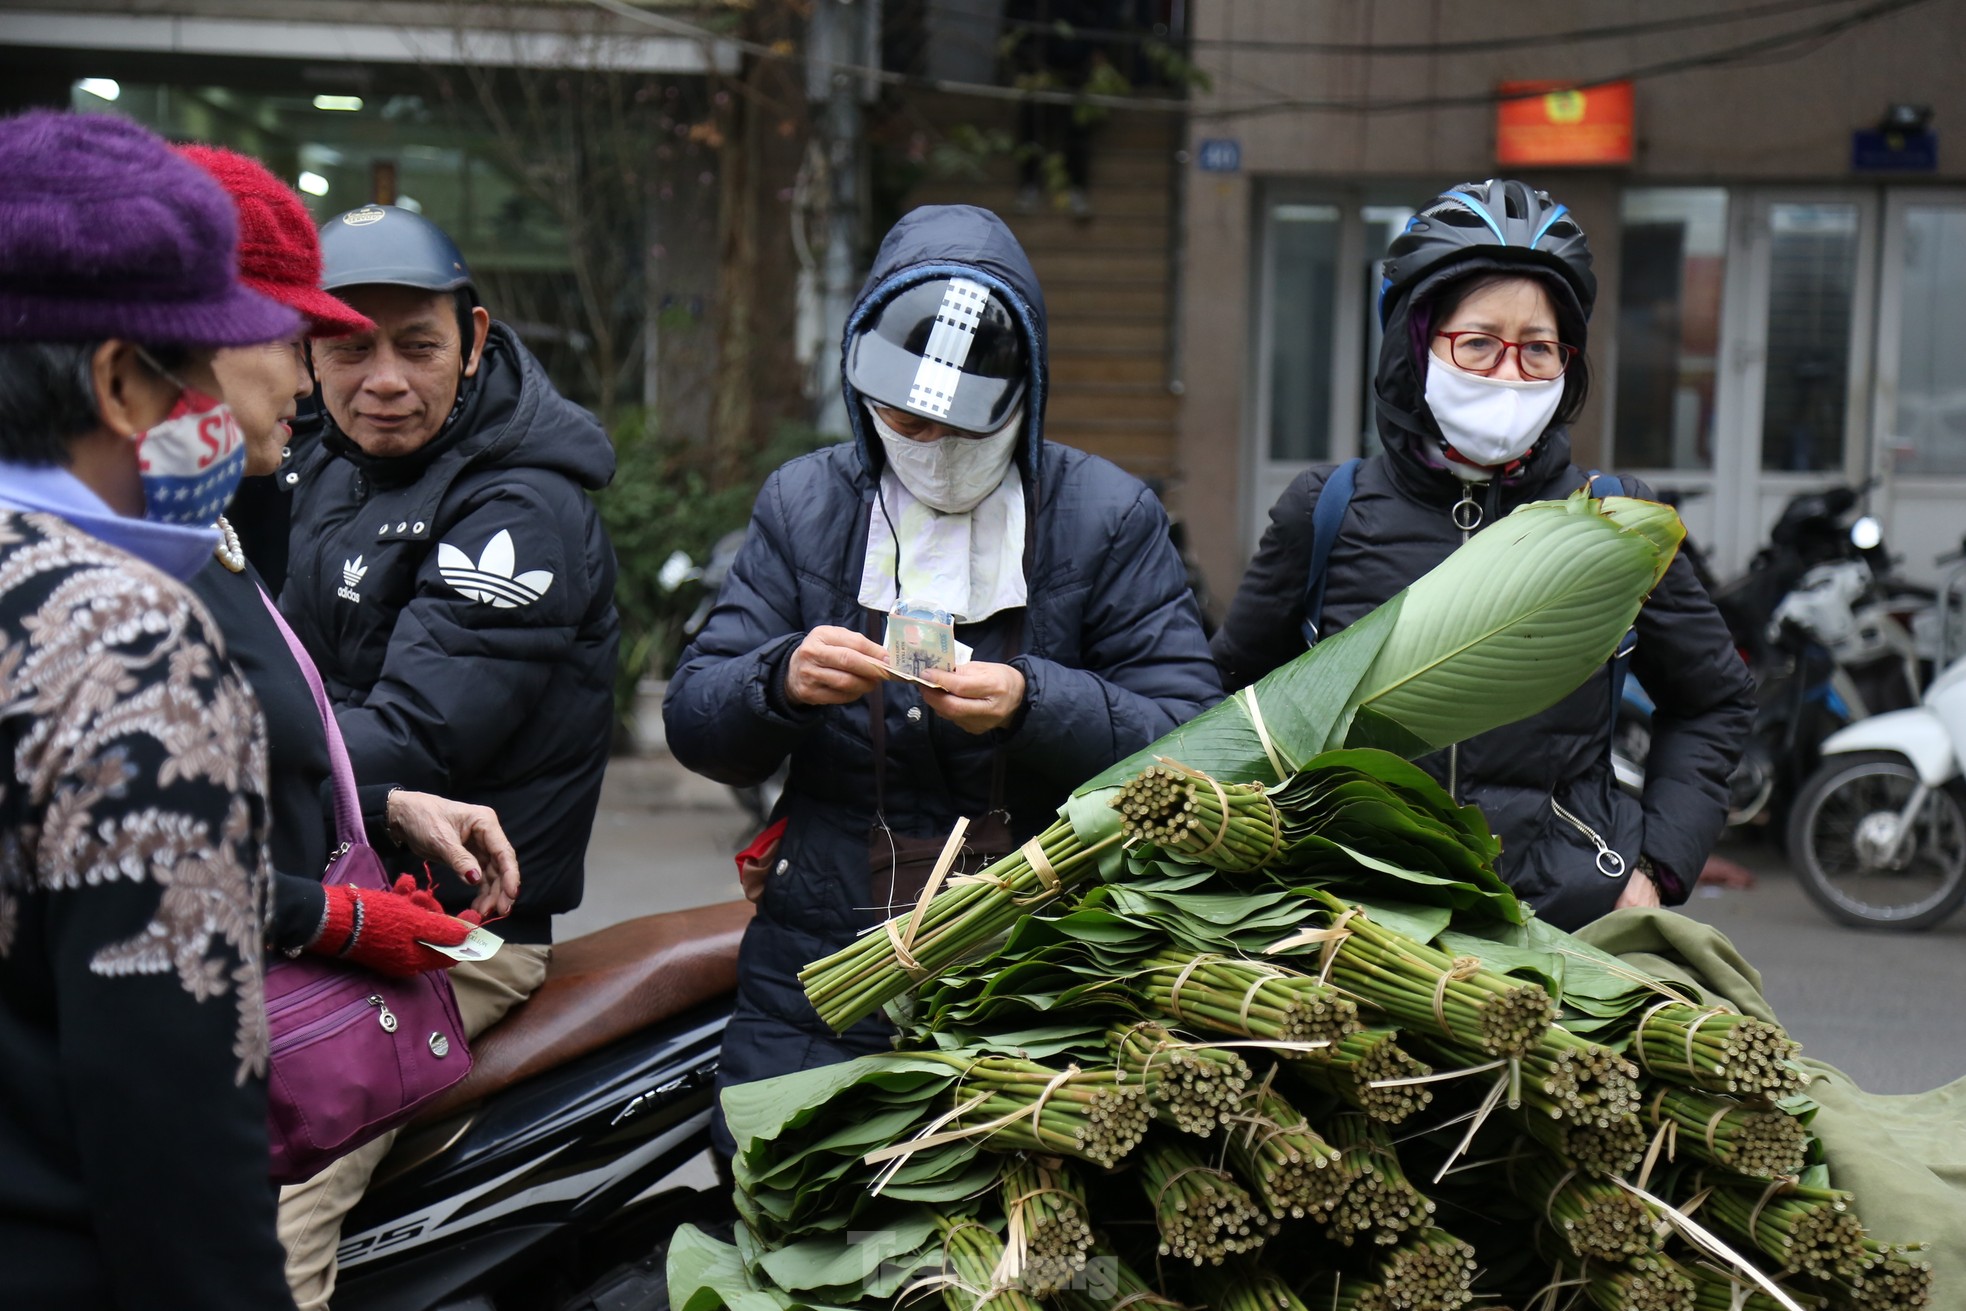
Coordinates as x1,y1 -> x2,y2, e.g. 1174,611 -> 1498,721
1787,543 -> 1966,930
334,900 -> 750,1311
1612,485 -> 1921,833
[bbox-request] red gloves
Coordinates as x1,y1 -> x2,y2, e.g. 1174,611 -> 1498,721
309,875 -> 484,978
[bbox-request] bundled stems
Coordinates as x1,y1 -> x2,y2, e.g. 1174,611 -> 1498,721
1634,1003 -> 1807,1100
1221,1077 -> 1347,1221
1112,764 -> 1286,873
1109,1020 -> 1252,1136
1549,1245 -> 1696,1311
929,1212 -> 1043,1311
1306,906 -> 1553,1057
1369,1227 -> 1479,1311
1050,1237 -> 1188,1311
1139,952 -> 1361,1048
1687,1263 -> 1826,1311
1221,1266 -> 1315,1311
999,1157 -> 1092,1297
1324,1114 -> 1436,1247
1818,1239 -> 1933,1311
1697,1175 -> 1868,1282
1518,1027 -> 1642,1128
1508,1149 -> 1663,1261
1138,1137 -> 1274,1265
1642,1085 -> 1810,1180
1511,1107 -> 1647,1179
1303,1276 -> 1393,1311
1289,1027 -> 1435,1125
801,819 -> 1117,1032
938,1057 -> 1149,1169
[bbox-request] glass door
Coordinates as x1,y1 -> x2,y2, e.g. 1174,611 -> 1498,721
1608,187 -> 1730,555
1246,188 -> 1414,553
1869,190 -> 1966,586
1708,191 -> 1879,575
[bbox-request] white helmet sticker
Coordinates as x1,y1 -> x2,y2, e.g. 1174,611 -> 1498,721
906,279 -> 991,419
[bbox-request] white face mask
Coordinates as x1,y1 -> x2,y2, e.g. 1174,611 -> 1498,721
1422,355 -> 1565,479
868,403 -> 1023,514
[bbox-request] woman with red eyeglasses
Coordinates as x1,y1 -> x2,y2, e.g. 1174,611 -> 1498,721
1213,179 -> 1754,930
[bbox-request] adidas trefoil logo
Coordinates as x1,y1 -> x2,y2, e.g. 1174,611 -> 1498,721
337,555 -> 368,603
438,530 -> 554,609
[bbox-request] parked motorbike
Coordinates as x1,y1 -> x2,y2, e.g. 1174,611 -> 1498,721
334,900 -> 750,1311
1612,484 -> 1920,834
1787,543 -> 1966,929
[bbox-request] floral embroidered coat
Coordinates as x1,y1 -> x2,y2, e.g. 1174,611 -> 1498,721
0,509 -> 293,1310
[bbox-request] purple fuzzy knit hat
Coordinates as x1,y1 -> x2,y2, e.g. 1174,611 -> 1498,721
0,110 -> 303,346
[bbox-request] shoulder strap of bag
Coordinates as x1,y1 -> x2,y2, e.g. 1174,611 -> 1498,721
1300,458 -> 1362,647
257,587 -> 364,848
1587,472 -> 1640,745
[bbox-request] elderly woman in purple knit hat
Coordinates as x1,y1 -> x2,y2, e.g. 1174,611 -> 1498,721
0,110 -> 302,1310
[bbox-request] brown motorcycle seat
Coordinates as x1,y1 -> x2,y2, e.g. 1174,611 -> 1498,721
413,899 -> 754,1122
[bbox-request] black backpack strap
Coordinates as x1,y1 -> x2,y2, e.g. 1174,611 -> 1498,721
1588,471 -> 1639,744
1300,458 -> 1362,647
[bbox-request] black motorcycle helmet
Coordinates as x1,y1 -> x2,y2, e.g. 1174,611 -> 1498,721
1380,179 -> 1597,326
319,204 -> 479,344
844,276 -> 1029,433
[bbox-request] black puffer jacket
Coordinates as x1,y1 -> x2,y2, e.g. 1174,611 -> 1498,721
664,206 -> 1222,1145
1213,259 -> 1755,929
281,325 -> 620,943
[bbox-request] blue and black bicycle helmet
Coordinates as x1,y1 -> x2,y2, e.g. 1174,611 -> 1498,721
1380,179 -> 1596,326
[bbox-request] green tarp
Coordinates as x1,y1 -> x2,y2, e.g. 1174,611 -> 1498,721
1577,908 -> 1966,1301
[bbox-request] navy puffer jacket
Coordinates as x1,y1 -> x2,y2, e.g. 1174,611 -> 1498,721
1212,256 -> 1755,930
663,207 -> 1222,1147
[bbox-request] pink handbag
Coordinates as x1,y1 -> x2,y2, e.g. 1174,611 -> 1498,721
258,590 -> 472,1185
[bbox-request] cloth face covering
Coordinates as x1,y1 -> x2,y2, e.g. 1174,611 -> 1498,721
132,350 -> 248,526
859,403 -> 1028,625
1423,355 -> 1565,480
870,403 -> 1022,514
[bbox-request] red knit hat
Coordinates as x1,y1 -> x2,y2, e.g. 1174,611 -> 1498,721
175,143 -> 374,337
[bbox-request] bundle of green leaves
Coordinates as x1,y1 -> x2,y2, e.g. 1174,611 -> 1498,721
671,494 -> 1930,1311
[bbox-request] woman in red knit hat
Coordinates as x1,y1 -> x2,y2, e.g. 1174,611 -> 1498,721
176,146 -> 531,1305
175,139 -> 522,961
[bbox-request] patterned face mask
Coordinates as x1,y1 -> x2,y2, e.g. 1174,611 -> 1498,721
131,349 -> 248,527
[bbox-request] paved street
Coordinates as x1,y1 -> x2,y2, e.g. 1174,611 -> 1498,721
1675,840 -> 1966,1094
577,753 -> 1966,1097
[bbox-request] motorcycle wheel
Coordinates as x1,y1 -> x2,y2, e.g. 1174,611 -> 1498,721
1787,752 -> 1966,929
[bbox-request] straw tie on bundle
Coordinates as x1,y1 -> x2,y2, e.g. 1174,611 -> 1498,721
1141,951 -> 1360,1049
1108,1020 -> 1252,1135
996,1157 -> 1092,1297
1111,761 -> 1286,873
1634,1002 -> 1806,1101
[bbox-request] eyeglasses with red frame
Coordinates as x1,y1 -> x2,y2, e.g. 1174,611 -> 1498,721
1434,331 -> 1578,380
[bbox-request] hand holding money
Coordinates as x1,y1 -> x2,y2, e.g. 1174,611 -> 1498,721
922,660 -> 1027,734
785,626 -> 891,707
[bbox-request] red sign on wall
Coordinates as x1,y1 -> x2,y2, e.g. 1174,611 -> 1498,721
1496,82 -> 1634,167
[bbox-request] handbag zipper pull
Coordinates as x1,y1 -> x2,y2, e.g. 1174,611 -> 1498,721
1551,799 -> 1627,879
368,994 -> 399,1033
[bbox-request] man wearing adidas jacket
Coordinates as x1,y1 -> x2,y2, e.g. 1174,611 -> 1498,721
282,206 -> 618,948
277,206 -> 618,1305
